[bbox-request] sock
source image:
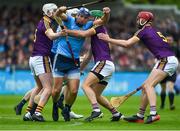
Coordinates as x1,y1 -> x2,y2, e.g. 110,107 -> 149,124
168,92 -> 174,106
109,107 -> 119,117
26,106 -> 32,113
137,108 -> 145,118
65,104 -> 71,111
57,94 -> 64,109
150,106 -> 157,115
35,105 -> 44,114
30,103 -> 38,115
17,99 -> 27,109
92,103 -> 100,112
160,92 -> 166,107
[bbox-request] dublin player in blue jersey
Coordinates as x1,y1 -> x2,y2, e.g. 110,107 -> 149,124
98,11 -> 178,124
52,6 -> 111,121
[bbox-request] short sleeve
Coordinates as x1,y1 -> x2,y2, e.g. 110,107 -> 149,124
63,15 -> 73,28
134,29 -> 144,40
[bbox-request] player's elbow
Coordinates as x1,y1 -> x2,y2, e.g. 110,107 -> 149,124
79,33 -> 86,37
122,43 -> 130,48
48,36 -> 55,40
123,41 -> 132,48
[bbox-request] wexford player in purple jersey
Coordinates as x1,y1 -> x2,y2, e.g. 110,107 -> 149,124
23,3 -> 64,122
98,11 -> 179,124
63,10 -> 123,122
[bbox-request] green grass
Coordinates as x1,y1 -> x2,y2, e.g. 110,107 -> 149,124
0,95 -> 180,130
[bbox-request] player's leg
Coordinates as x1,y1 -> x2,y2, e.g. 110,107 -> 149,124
23,76 -> 42,121
92,83 -> 123,121
82,72 -> 103,122
143,68 -> 167,124
14,88 -> 33,115
56,82 -> 67,110
57,83 -> 83,119
144,56 -> 178,124
51,77 -> 64,121
167,81 -> 175,110
160,82 -> 166,109
61,68 -> 80,121
32,72 -> 53,122
124,88 -> 148,123
62,78 -> 80,121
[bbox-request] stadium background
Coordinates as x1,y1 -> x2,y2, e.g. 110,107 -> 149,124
0,0 -> 180,130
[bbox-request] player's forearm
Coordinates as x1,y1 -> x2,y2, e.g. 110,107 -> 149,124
108,38 -> 129,48
55,6 -> 67,20
46,30 -> 63,40
66,30 -> 84,37
80,52 -> 92,71
101,13 -> 110,24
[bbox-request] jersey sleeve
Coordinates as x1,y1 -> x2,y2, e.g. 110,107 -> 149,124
63,15 -> 73,28
134,28 -> 144,40
85,21 -> 93,30
43,16 -> 52,33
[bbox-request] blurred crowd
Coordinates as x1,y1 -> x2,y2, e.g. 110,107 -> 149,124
0,5 -> 180,72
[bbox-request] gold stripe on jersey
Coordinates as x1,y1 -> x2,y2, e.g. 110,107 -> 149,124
54,16 -> 63,25
93,61 -> 106,73
43,16 -> 51,30
91,24 -> 101,34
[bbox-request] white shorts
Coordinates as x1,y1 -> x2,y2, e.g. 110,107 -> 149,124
154,56 -> 178,76
29,56 -> 52,76
91,60 -> 115,84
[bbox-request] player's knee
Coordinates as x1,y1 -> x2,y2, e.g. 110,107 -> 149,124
82,82 -> 87,89
47,89 -> 52,96
142,84 -> 150,91
70,88 -> 78,95
52,88 -> 61,95
82,82 -> 90,90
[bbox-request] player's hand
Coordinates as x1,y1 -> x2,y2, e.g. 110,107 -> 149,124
97,33 -> 110,42
60,30 -> 67,36
103,7 -> 110,14
58,6 -> 67,13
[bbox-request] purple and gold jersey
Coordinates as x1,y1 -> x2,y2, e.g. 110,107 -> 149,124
135,26 -> 174,59
91,25 -> 112,62
32,16 -> 58,56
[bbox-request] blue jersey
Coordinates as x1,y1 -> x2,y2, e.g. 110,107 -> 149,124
51,26 -> 62,53
56,15 -> 93,58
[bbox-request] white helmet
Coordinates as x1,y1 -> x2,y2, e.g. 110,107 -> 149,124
67,8 -> 79,16
42,3 -> 57,17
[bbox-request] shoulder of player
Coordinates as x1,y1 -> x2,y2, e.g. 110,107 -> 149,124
134,26 -> 149,36
43,16 -> 52,23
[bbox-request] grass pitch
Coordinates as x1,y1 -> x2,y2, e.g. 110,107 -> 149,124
0,95 -> 180,130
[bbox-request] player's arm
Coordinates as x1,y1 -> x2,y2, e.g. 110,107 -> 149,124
80,48 -> 92,71
45,29 -> 65,40
97,33 -> 139,48
64,28 -> 96,37
55,6 -> 68,21
93,7 -> 110,25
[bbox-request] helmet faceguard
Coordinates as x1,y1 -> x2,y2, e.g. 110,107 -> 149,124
42,3 -> 58,17
77,7 -> 91,18
137,11 -> 154,29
